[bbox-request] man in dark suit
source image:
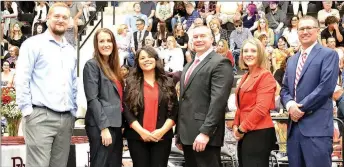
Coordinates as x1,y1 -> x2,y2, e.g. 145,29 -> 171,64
176,25 -> 233,167
281,16 -> 339,167
130,18 -> 152,54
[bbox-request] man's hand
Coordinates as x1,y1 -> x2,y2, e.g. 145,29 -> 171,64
175,135 -> 183,151
334,23 -> 339,31
289,103 -> 304,122
333,87 -> 344,101
193,133 -> 209,152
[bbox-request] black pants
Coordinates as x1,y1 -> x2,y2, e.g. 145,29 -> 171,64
127,139 -> 172,167
237,127 -> 278,167
86,126 -> 123,167
182,145 -> 221,167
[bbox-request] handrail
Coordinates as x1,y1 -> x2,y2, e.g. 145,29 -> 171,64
76,5 -> 104,77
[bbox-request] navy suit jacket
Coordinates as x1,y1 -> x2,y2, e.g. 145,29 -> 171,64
280,43 -> 339,137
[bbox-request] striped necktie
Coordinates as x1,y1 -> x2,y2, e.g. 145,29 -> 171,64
294,52 -> 307,100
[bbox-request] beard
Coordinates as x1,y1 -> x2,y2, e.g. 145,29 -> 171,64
51,27 -> 66,36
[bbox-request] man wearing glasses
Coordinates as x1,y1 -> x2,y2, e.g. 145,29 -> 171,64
229,19 -> 253,75
281,16 -> 339,167
130,19 -> 152,55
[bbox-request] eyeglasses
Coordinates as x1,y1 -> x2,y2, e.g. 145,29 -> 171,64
235,25 -> 242,28
136,23 -> 143,26
298,26 -> 318,32
292,19 -> 298,21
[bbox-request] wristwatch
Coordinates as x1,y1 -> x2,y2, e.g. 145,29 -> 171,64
237,128 -> 245,135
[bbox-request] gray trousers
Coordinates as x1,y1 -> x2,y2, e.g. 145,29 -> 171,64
22,107 -> 75,167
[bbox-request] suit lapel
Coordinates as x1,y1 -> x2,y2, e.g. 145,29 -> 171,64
184,52 -> 212,91
111,81 -> 119,96
235,73 -> 247,108
299,43 -> 321,81
237,71 -> 260,102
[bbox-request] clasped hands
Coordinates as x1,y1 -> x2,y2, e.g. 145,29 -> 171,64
233,126 -> 245,141
289,103 -> 304,122
139,128 -> 165,142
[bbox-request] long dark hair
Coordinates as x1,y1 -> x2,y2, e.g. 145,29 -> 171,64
125,46 -> 176,115
93,28 -> 123,86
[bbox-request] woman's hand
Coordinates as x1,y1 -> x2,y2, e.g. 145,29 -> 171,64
151,128 -> 165,141
101,128 -> 112,146
139,128 -> 159,142
232,126 -> 244,141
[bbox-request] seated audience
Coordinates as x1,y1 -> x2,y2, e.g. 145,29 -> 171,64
155,1 -> 174,32
139,1 -> 156,32
171,2 -> 187,31
230,19 -> 253,74
32,1 -> 49,35
162,36 -> 184,73
282,15 -> 300,50
1,61 -> 14,87
318,1 -> 340,30
4,45 -> 18,69
215,2 -> 242,25
6,22 -> 26,48
254,18 -> 274,46
2,1 -> 19,38
265,1 -> 286,46
321,16 -> 344,48
209,18 -> 229,46
242,3 -> 260,31
125,3 -> 149,33
116,24 -> 132,66
327,37 -> 344,69
196,1 -> 217,26
271,36 -> 294,72
216,39 -> 234,67
173,22 -> 188,53
183,2 -> 200,31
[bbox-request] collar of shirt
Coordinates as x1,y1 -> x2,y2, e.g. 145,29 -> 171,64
195,46 -> 214,63
300,41 -> 317,56
43,30 -> 69,47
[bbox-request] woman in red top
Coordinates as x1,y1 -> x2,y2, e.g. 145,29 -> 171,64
83,28 -> 124,167
216,39 -> 235,67
123,46 -> 178,167
233,38 -> 278,167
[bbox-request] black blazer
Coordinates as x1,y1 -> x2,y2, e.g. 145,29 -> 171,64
123,77 -> 178,140
177,51 -> 233,147
83,58 -> 123,130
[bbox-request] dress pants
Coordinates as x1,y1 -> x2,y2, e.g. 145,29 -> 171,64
182,144 -> 221,167
237,127 -> 277,167
127,139 -> 172,167
86,126 -> 123,167
23,107 -> 75,167
287,123 -> 332,167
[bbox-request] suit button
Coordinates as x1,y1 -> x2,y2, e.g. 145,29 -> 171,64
158,117 -> 161,120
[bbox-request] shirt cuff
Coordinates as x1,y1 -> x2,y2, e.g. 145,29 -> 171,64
21,105 -> 33,117
286,100 -> 297,112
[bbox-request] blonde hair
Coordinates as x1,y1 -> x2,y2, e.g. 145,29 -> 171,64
209,18 -> 221,30
257,18 -> 269,32
47,2 -> 69,17
239,38 -> 268,70
117,24 -> 128,35
10,22 -> 23,39
167,36 -> 177,48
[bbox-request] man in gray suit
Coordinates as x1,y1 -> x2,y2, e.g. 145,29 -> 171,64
176,25 -> 234,167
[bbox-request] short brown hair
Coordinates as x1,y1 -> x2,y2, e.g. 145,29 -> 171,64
325,16 -> 338,26
239,38 -> 268,70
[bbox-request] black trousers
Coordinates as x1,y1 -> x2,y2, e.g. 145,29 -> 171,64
127,139 -> 172,167
182,144 -> 221,167
237,127 -> 278,167
86,126 -> 123,167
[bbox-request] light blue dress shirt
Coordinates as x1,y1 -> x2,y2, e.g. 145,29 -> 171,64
125,13 -> 148,33
15,30 -> 78,117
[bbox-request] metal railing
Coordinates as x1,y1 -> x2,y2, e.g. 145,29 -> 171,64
76,5 -> 104,77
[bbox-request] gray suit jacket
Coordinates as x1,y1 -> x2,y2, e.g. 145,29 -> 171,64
83,58 -> 123,130
177,51 -> 234,147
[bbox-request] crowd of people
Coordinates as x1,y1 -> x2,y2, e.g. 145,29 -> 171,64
4,1 -> 344,167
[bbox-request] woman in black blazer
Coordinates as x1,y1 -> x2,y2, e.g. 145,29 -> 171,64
124,46 -> 178,167
83,28 -> 124,167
